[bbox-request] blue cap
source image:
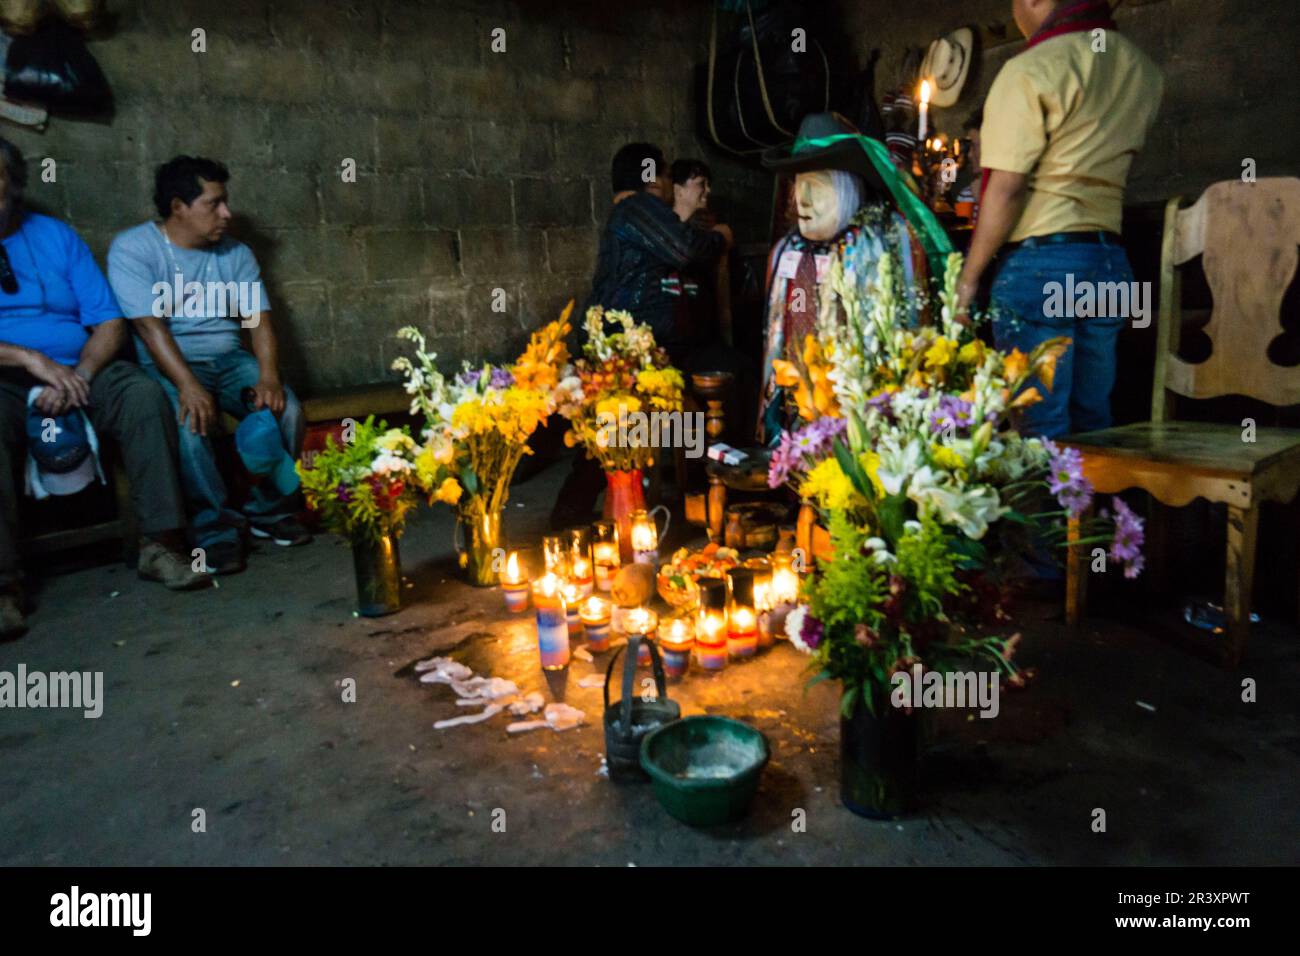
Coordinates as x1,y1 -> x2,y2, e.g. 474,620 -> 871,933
235,410 -> 300,496
26,408 -> 91,473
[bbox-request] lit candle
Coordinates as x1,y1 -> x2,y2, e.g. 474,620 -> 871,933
542,534 -> 568,580
562,582 -> 585,639
770,561 -> 800,606
570,557 -> 593,597
769,552 -> 801,639
630,510 -> 659,567
657,616 -> 695,680
579,595 -> 612,652
695,578 -> 728,671
593,541 -> 619,592
624,606 -> 658,667
726,567 -> 758,659
918,79 -> 931,142
501,551 -> 529,612
532,573 -> 570,670
565,527 -> 594,596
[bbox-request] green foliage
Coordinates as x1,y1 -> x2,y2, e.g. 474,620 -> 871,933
894,514 -> 962,620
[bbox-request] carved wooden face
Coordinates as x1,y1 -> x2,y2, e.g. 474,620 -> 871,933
794,170 -> 845,241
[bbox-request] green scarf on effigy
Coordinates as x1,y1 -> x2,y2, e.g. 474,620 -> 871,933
790,133 -> 955,281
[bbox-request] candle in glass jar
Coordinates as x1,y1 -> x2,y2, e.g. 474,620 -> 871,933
501,551 -> 530,612
569,557 -> 593,597
593,541 -> 619,591
624,606 -> 658,667
695,578 -> 728,670
542,534 -> 568,580
630,509 -> 659,566
657,616 -> 695,679
562,582 -> 586,638
565,527 -> 594,596
726,567 -> 758,659
592,521 -> 620,592
579,595 -> 612,652
532,573 -> 570,670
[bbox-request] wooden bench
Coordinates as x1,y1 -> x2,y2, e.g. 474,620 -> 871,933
23,381 -> 410,565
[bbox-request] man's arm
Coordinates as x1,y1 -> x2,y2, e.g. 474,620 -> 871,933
0,340 -> 91,411
132,315 -> 216,436
246,312 -> 285,415
624,197 -> 732,270
108,235 -> 216,435
955,170 -> 1029,317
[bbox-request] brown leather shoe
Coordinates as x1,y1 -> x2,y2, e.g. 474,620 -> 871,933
0,592 -> 26,639
137,540 -> 211,591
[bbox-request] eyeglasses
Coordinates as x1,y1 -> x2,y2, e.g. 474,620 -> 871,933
0,245 -> 18,295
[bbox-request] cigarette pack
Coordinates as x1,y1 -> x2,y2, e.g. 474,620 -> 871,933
706,443 -> 747,466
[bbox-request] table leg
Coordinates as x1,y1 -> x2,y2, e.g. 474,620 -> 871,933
1224,503 -> 1259,668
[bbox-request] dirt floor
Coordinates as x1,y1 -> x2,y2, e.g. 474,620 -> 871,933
2,459 -> 1297,866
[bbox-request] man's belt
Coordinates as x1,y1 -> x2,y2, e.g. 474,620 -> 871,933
1002,230 -> 1120,253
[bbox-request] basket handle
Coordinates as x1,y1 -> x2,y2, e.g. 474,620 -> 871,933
603,635 -> 671,742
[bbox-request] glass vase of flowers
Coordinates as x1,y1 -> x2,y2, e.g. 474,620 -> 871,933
296,416 -> 435,616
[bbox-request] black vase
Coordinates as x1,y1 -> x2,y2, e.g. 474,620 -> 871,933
839,694 -> 920,819
352,534 -> 401,617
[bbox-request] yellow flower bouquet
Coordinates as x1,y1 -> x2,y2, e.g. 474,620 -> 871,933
561,306 -> 684,473
393,303 -> 574,584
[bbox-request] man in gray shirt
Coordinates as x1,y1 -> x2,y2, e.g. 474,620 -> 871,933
108,156 -> 309,574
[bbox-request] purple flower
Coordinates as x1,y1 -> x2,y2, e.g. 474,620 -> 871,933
930,395 -> 973,434
767,431 -> 798,488
800,612 -> 824,651
1044,438 -> 1093,517
489,367 -> 515,390
866,390 -> 896,420
798,417 -> 847,456
335,483 -> 353,503
767,418 -> 846,488
456,368 -> 482,387
1107,497 -> 1145,578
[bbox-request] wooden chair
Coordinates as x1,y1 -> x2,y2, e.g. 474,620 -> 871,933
1062,178 -> 1300,666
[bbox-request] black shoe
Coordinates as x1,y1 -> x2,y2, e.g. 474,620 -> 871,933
250,516 -> 313,547
204,539 -> 247,575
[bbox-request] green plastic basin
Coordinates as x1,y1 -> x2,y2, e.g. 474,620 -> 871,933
639,716 -> 770,826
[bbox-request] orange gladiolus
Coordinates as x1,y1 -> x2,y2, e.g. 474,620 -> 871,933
1003,348 -> 1029,384
1009,386 -> 1043,409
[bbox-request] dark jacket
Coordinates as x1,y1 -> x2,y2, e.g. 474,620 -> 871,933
586,191 -> 726,348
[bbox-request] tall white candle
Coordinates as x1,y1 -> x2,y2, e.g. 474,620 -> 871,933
918,79 -> 931,142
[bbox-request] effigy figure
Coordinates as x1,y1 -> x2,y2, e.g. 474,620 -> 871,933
758,112 -> 953,442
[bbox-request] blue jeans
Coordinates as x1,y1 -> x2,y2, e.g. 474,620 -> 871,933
990,237 -> 1134,439
147,350 -> 304,548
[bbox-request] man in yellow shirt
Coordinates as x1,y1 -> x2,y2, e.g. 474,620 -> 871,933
955,0 -> 1163,438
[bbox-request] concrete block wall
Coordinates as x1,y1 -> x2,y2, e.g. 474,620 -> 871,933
5,0 -> 769,394
835,0 -> 1300,206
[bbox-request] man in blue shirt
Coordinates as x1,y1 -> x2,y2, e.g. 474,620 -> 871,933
109,156 -> 310,575
0,139 -> 208,638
